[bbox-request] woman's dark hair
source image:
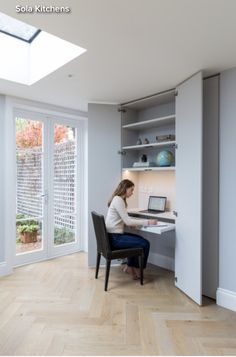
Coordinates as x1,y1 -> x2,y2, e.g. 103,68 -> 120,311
108,179 -> 134,207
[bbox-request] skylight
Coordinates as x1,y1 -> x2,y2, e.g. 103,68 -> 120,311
0,12 -> 86,85
0,12 -> 40,43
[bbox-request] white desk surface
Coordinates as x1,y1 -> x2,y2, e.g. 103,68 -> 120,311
128,208 -> 176,221
128,208 -> 175,235
139,223 -> 175,235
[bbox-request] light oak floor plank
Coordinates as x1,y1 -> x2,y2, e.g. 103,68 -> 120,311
0,252 -> 236,355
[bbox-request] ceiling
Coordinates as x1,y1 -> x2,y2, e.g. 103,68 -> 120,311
0,0 -> 236,112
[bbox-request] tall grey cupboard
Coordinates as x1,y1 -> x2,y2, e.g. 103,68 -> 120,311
88,71 -> 219,305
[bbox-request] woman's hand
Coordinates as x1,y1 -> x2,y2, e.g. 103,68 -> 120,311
148,219 -> 158,225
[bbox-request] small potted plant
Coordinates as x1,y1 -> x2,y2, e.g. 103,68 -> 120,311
18,223 -> 39,244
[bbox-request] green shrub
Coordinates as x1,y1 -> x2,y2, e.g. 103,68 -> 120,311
54,226 -> 74,245
16,214 -> 39,242
18,224 -> 39,234
16,214 -> 38,227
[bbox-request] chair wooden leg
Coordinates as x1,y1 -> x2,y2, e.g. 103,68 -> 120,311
105,259 -> 111,291
95,252 -> 101,279
140,254 -> 144,285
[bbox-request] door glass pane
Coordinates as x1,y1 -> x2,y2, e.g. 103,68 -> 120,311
53,124 -> 77,246
15,118 -> 43,254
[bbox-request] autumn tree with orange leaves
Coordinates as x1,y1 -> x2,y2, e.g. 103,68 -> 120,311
16,120 -> 68,148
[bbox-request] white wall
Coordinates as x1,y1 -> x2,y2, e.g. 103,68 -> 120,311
0,96 -> 5,264
217,67 -> 236,311
0,95 -> 14,276
123,170 -> 175,211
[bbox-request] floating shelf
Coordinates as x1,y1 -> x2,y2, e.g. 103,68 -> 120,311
122,114 -> 175,130
122,166 -> 175,172
122,140 -> 176,150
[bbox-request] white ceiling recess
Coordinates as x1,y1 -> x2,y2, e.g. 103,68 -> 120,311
0,0 -> 236,112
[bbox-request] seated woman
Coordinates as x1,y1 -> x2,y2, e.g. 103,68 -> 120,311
105,179 -> 157,280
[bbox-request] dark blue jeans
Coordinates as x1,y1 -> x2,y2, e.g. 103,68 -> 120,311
109,232 -> 150,268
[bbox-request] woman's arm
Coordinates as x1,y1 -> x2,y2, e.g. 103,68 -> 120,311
113,196 -> 152,227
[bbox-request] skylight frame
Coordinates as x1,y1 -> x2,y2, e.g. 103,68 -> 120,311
0,28 -> 41,43
0,11 -> 87,85
0,12 -> 41,43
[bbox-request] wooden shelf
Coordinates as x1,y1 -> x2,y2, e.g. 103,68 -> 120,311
122,140 -> 176,150
122,114 -> 175,130
122,166 -> 175,172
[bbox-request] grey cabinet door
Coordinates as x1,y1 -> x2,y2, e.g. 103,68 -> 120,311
175,72 -> 203,305
202,76 -> 219,299
88,104 -> 121,266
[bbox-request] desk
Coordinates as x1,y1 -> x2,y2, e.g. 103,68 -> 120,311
128,209 -> 175,235
139,222 -> 175,235
128,209 -> 175,222
126,219 -> 175,271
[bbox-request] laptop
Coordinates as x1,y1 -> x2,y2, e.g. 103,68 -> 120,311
139,195 -> 167,214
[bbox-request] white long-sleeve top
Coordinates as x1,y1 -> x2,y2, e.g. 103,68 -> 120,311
105,195 -> 149,234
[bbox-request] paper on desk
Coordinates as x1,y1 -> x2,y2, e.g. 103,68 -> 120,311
143,224 -> 167,228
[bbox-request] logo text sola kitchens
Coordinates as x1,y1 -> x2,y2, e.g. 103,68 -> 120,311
16,5 -> 71,13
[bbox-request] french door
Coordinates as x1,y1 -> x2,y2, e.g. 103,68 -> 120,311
14,110 -> 83,266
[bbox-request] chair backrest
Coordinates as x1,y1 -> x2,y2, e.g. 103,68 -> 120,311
91,211 -> 111,258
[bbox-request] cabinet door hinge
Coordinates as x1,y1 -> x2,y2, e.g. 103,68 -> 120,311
173,210 -> 178,217
173,143 -> 178,149
174,276 -> 178,282
174,90 -> 178,97
118,150 -> 126,155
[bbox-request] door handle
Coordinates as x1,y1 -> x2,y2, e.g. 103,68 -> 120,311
39,192 -> 48,204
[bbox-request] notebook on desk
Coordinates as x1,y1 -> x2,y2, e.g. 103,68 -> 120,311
139,195 -> 167,214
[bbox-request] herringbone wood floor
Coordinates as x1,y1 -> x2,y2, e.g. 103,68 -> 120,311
0,252 -> 236,355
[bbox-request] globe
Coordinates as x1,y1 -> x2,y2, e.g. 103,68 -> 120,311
156,150 -> 174,167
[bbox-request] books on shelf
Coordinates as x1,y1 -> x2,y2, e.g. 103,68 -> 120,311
156,134 -> 175,142
132,162 -> 156,167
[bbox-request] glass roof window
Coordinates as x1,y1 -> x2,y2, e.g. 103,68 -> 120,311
0,12 -> 86,85
0,12 -> 40,43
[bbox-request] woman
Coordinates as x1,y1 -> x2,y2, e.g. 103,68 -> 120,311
105,179 -> 157,279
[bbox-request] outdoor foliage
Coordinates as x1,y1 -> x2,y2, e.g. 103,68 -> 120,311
18,224 -> 39,234
16,214 -> 39,233
54,226 -> 74,245
16,120 -> 68,148
16,214 -> 40,243
16,214 -> 38,227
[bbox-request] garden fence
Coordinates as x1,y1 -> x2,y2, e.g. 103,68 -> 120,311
16,140 -> 76,231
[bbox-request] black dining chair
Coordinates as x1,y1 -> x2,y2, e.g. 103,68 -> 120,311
91,211 -> 144,291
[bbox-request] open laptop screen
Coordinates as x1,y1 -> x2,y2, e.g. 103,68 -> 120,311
148,196 -> 166,212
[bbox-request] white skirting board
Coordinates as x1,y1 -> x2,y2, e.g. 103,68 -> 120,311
217,288 -> 236,312
148,252 -> 174,272
0,261 -> 12,277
